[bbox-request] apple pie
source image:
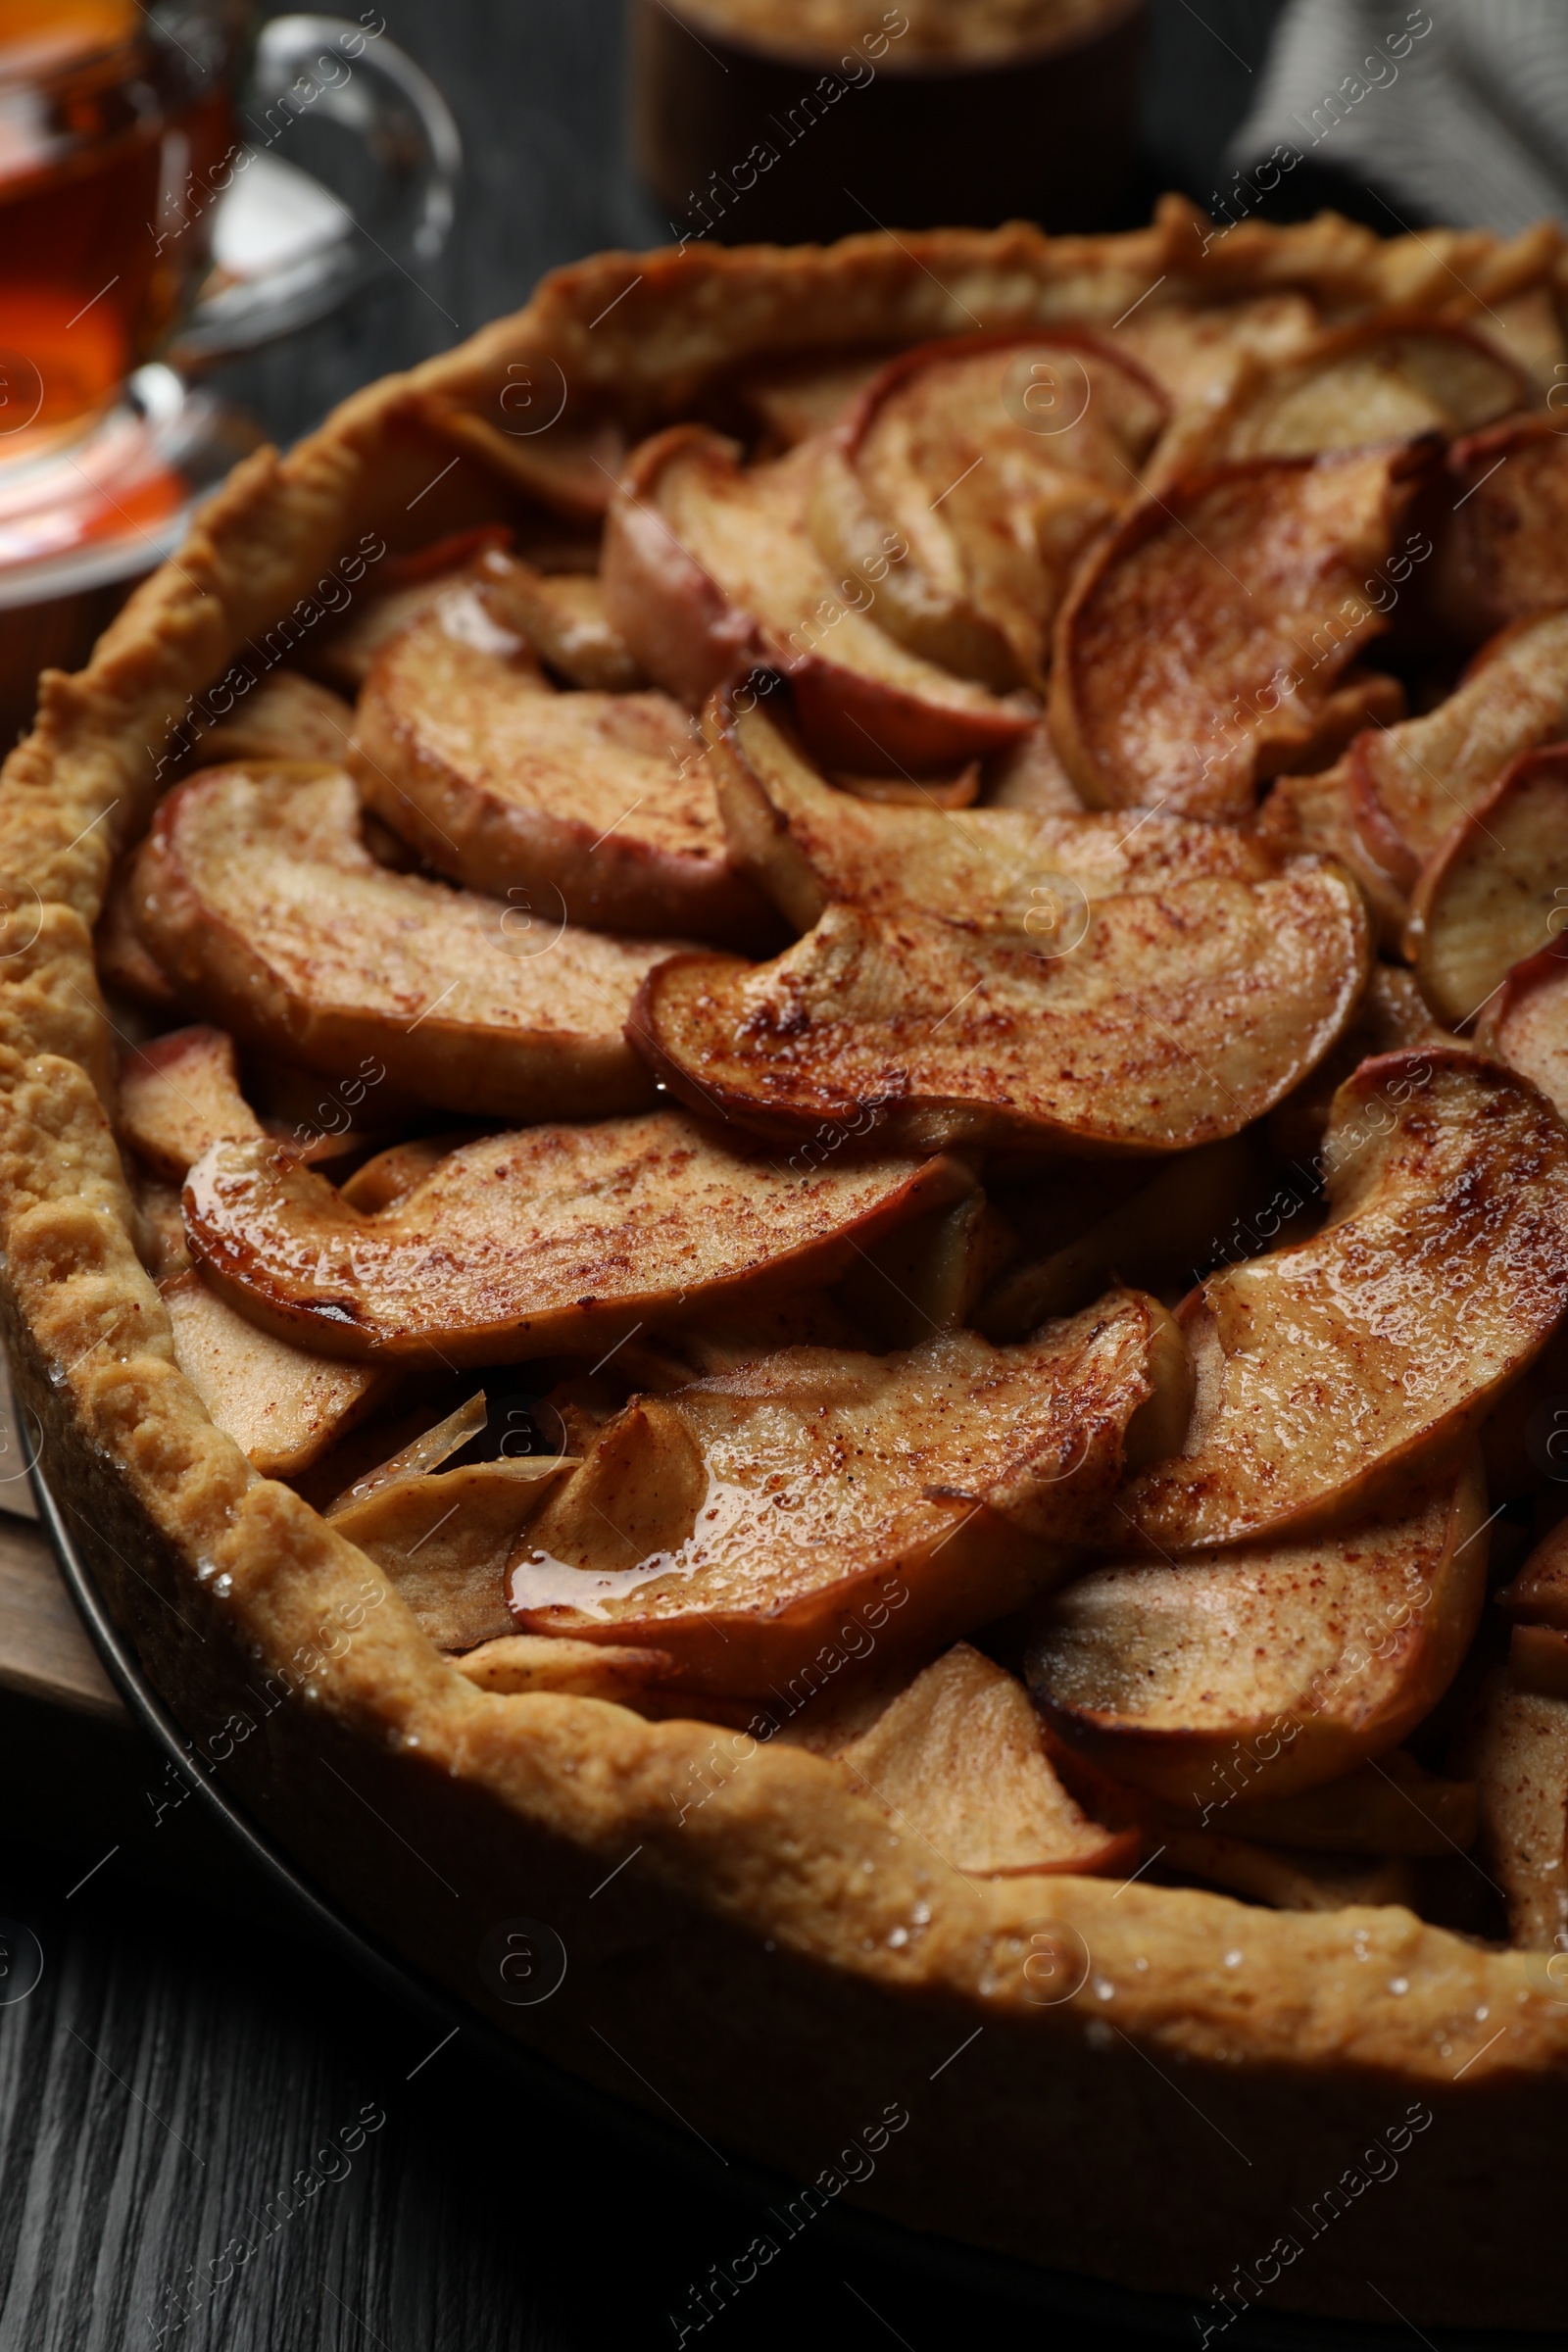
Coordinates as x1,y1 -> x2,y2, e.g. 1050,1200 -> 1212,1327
9,197 -> 1568,2327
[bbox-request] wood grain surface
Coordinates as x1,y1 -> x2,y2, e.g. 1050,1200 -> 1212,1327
0,5 -> 1330,2346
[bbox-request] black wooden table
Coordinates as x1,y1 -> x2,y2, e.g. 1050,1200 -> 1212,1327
2,6 -> 1383,2344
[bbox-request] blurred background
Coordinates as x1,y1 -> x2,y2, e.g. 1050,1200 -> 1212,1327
215,0 -> 1306,446
2,4 -> 1560,2348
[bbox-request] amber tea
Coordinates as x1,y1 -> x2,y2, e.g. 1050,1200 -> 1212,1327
0,1 -> 238,459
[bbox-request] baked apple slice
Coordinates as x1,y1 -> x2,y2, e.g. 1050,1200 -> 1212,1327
352,575 -> 774,946
837,1643 -> 1136,1876
1146,321 -> 1523,491
1406,744 -> 1568,1027
328,1456 -> 573,1652
130,761 -> 690,1122
739,353 -> 892,449
1265,965 -> 1455,1162
188,668 -> 356,769
508,1294 -> 1174,1691
304,525 -> 513,694
1050,447 -> 1424,816
631,868 -> 1369,1157
466,544 -> 642,690
1349,609 -> 1568,887
159,1267 -> 388,1478
1431,414 -> 1568,642
601,428 -> 1035,771
1027,1452 -> 1488,1807
708,685 -> 1272,936
1121,1050 -> 1568,1554
1497,1502 -> 1568,1633
1463,1668 -> 1568,1949
116,1025 -> 267,1184
454,1633 -> 675,1701
1113,289 -> 1320,408
1477,941 -> 1568,1119
182,1111 -> 971,1367
808,332 -> 1167,691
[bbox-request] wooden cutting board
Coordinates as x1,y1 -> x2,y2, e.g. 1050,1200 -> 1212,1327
0,1349 -> 122,1722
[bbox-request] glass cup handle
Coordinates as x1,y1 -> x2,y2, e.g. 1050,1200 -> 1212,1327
169,13 -> 462,368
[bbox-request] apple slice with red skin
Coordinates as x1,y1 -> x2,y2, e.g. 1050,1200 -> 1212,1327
629,865 -> 1369,1159
601,426 -> 1035,772
1405,743 -> 1568,1028
508,1293 -> 1173,1693
1349,609 -> 1568,890
117,1023 -> 394,1469
304,525 -> 513,695
131,760 -> 694,1122
1430,413 -> 1568,644
809,330 -> 1167,692
1027,1451 -> 1489,1809
1118,1049 -> 1568,1555
1477,938 -> 1568,1120
159,1266 -> 389,1478
1263,609 -> 1568,938
117,1025 -> 268,1184
1050,446 -> 1427,817
183,1110 -> 973,1369
706,680 -> 1274,937
351,569 -> 778,947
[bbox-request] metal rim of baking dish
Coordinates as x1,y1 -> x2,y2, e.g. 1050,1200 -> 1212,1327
31,1459 -> 1534,2352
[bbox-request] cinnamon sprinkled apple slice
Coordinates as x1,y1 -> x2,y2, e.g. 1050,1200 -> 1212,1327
1121,1050 -> 1568,1554
602,427 -> 1034,771
131,761 -> 691,1122
708,684 -> 1273,936
809,331 -> 1167,691
158,1267 -> 389,1478
1051,447 -> 1425,816
631,866 -> 1369,1157
1348,609 -> 1568,887
1478,941 -> 1568,1120
117,1024 -> 393,1468
1406,744 -> 1568,1027
1432,414 -> 1568,643
1028,1452 -> 1488,1808
508,1295 -> 1172,1692
117,1025 -> 267,1184
352,570 -> 774,945
183,1111 -> 972,1368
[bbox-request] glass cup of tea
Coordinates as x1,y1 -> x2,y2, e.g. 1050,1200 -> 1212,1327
0,2 -> 460,469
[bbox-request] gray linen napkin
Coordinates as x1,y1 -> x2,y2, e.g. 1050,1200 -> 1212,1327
1226,0 -> 1568,232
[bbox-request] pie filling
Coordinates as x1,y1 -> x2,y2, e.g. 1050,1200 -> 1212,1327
93,268 -> 1568,1950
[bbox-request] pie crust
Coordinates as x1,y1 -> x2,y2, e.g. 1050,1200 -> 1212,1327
5,196 -> 1568,2328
